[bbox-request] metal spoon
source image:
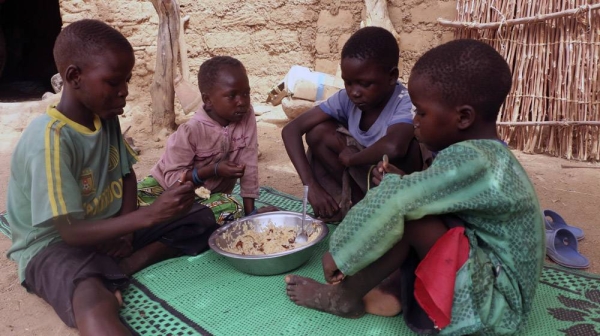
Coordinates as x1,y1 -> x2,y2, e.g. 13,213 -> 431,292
382,154 -> 389,178
296,185 -> 309,243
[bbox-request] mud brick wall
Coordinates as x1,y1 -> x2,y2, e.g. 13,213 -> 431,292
58,0 -> 455,129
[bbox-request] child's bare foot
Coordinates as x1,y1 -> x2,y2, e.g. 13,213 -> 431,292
285,275 -> 365,318
363,287 -> 402,316
114,290 -> 124,307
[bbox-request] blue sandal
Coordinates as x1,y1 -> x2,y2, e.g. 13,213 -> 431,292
545,228 -> 589,269
544,209 -> 584,240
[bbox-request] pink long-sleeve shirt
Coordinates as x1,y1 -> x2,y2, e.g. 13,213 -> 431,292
151,105 -> 259,199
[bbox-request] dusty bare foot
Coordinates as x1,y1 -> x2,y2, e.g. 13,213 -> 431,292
285,275 -> 365,318
114,290 -> 123,307
363,287 -> 401,316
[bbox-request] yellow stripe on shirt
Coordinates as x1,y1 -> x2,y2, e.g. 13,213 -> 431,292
123,138 -> 139,163
53,122 -> 67,215
45,121 -> 58,217
47,105 -> 101,135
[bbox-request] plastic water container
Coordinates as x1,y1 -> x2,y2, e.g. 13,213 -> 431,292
284,66 -> 344,102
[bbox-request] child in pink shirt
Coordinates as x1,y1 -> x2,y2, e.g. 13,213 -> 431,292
140,56 -> 272,223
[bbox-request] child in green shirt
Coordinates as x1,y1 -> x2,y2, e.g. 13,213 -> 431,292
6,19 -> 218,334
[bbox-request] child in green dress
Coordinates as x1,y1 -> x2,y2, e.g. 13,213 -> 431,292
285,39 -> 544,335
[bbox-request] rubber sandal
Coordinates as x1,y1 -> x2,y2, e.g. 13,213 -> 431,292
544,209 -> 584,240
545,228 -> 589,269
265,81 -> 287,106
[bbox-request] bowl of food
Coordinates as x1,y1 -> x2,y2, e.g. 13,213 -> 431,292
208,211 -> 329,275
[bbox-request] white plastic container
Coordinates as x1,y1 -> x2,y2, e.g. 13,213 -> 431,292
285,65 -> 344,102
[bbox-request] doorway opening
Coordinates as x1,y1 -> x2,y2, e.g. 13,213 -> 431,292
0,0 -> 62,102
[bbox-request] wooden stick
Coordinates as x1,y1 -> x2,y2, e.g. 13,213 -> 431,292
361,0 -> 401,42
561,164 -> 600,169
438,3 -> 600,29
497,121 -> 600,126
150,0 -> 180,131
178,14 -> 190,81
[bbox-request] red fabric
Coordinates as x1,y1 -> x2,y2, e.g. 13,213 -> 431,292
414,227 -> 470,329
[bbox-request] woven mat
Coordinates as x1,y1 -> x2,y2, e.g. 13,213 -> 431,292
2,187 -> 600,335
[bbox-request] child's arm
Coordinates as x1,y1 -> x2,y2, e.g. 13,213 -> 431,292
119,169 -> 138,215
243,197 -> 255,216
54,182 -> 196,247
159,123 -> 208,186
184,165 -> 219,185
370,159 -> 406,186
238,108 -> 259,209
282,107 -> 340,217
339,123 -> 415,167
98,169 -> 139,257
330,142 -> 499,276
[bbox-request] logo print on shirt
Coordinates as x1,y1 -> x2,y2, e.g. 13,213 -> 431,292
80,168 -> 95,196
108,145 -> 119,172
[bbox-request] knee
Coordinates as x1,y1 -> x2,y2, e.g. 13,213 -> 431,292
72,277 -> 120,317
74,277 -> 104,293
403,215 -> 448,247
183,205 -> 219,238
189,204 -> 218,225
404,215 -> 445,233
392,139 -> 424,174
73,278 -> 129,335
306,122 -> 338,149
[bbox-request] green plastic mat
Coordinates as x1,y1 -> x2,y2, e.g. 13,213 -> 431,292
2,188 -> 600,335
120,186 -> 600,336
121,225 -> 415,336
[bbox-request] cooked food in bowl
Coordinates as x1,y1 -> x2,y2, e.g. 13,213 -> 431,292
221,220 -> 322,255
209,211 -> 329,275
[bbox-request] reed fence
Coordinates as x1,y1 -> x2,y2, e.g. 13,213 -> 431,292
439,2 -> 600,160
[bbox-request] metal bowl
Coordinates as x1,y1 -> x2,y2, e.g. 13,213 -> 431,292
208,211 -> 329,276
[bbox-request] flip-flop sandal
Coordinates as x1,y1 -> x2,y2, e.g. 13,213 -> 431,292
544,209 -> 584,240
265,81 -> 287,106
545,228 -> 589,269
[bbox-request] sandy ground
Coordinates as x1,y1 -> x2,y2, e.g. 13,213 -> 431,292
0,106 -> 599,335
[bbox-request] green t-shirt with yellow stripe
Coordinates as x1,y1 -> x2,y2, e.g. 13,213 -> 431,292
6,105 -> 138,282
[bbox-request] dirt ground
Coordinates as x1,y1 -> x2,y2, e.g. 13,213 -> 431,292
0,105 -> 599,335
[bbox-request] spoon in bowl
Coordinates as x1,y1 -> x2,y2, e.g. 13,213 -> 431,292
295,185 -> 309,243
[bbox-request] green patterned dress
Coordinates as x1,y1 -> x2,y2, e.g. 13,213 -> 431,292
137,176 -> 243,225
330,140 -> 545,335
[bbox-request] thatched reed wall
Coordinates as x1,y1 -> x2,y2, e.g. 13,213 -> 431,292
440,2 -> 600,160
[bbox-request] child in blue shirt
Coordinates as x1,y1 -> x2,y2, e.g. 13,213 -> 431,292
282,27 -> 426,222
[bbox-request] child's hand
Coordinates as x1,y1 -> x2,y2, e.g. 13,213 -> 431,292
257,205 -> 279,214
322,252 -> 344,284
148,181 -> 195,224
216,161 -> 246,178
371,160 -> 406,186
308,183 -> 340,219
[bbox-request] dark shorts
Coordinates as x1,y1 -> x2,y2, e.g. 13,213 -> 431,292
23,204 -> 218,328
400,215 -> 466,335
